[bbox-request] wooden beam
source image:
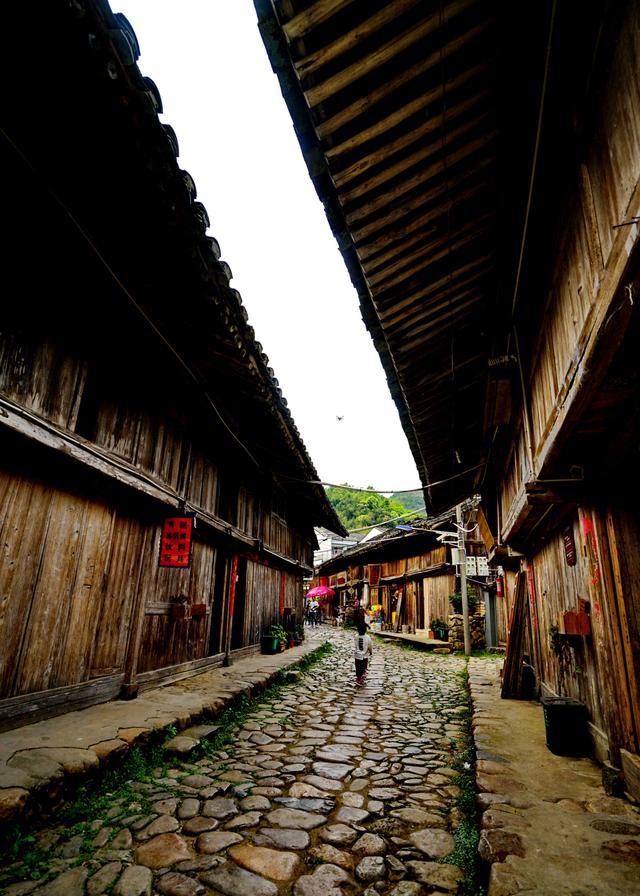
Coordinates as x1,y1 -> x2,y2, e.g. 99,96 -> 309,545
377,255 -> 491,323
0,394 -> 298,558
305,0 -> 479,108
365,215 -> 492,290
325,62 -> 488,163
294,0 -> 420,79
340,110 -> 492,207
282,0 -> 357,41
121,528 -> 151,695
351,158 -> 493,244
387,286 -> 483,341
345,131 -> 496,227
0,674 -> 124,732
333,90 -> 489,189
317,26 -> 488,145
397,299 -> 484,353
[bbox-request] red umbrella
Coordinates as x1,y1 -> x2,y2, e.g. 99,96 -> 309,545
307,585 -> 335,598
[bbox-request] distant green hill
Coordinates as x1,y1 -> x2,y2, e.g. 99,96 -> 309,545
325,486 -> 407,531
390,490 -> 426,514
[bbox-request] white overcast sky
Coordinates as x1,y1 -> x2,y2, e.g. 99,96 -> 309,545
123,0 -> 421,491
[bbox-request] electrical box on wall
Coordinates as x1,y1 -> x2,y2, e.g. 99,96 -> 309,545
466,556 -> 477,576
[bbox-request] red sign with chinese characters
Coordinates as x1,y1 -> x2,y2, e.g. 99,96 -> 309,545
159,517 -> 194,568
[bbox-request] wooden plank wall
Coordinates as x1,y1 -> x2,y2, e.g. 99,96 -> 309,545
500,4 -> 640,527
0,320 -> 314,701
244,561 -> 282,647
526,506 -> 640,760
424,573 -> 457,624
496,569 -> 518,646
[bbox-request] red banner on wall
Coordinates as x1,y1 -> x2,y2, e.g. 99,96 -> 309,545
159,517 -> 194,568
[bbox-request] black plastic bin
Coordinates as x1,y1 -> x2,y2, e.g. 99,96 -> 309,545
541,696 -> 589,755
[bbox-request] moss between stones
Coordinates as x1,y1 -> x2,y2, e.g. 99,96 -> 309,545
440,661 -> 486,896
0,643 -> 332,894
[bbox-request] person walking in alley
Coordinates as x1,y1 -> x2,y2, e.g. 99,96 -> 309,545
354,618 -> 373,686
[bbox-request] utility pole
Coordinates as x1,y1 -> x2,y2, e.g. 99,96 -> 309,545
456,502 -> 472,656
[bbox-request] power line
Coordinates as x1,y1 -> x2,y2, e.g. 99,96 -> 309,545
347,508 -> 421,534
0,125 -> 261,472
285,461 -> 485,495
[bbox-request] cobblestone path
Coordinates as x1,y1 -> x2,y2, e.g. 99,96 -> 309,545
0,632 -> 472,896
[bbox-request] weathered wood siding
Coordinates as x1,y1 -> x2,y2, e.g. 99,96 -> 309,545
500,4 -> 640,528
527,506 -> 640,760
423,573 -> 457,625
0,320 -> 315,700
496,569 -> 518,647
244,562 -> 281,647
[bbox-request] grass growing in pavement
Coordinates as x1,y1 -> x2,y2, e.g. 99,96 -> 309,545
0,642 -> 332,892
440,661 -> 485,896
372,634 -> 487,893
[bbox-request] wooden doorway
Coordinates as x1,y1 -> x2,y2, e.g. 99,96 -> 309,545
209,549 -> 228,656
603,507 -> 640,754
230,557 -> 248,650
415,580 -> 426,629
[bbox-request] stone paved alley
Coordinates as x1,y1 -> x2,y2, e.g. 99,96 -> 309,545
0,632 -> 473,896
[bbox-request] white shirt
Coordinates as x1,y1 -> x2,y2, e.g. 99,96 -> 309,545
354,633 -> 373,660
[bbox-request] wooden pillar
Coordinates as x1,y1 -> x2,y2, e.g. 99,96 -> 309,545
121,530 -> 151,699
223,554 -> 238,666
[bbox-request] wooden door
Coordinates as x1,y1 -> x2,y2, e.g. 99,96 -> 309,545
603,507 -> 640,753
230,557 -> 248,650
209,548 -> 228,656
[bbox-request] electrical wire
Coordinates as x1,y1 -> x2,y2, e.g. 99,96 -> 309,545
282,462 -> 485,495
346,508 -> 421,534
0,133 -> 488,508
0,125 -> 261,471
509,0 -> 557,325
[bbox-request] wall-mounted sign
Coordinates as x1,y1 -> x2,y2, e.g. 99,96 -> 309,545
562,524 -> 577,566
159,517 -> 194,568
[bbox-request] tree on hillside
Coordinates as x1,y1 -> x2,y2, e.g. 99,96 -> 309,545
390,490 -> 426,513
325,485 -> 407,531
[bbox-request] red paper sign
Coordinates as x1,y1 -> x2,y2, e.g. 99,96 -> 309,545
159,517 -> 193,568
562,525 -> 577,566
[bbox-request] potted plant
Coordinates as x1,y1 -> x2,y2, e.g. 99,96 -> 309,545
270,623 -> 289,652
170,595 -> 189,621
448,591 -> 478,615
294,624 -> 305,645
431,617 -> 448,641
261,628 -> 279,654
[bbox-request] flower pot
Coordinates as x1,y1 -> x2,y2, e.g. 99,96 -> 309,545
261,635 -> 279,655
288,639 -> 295,649
191,603 -> 206,619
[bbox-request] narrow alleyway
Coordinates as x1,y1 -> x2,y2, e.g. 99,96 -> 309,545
0,632 -> 473,896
